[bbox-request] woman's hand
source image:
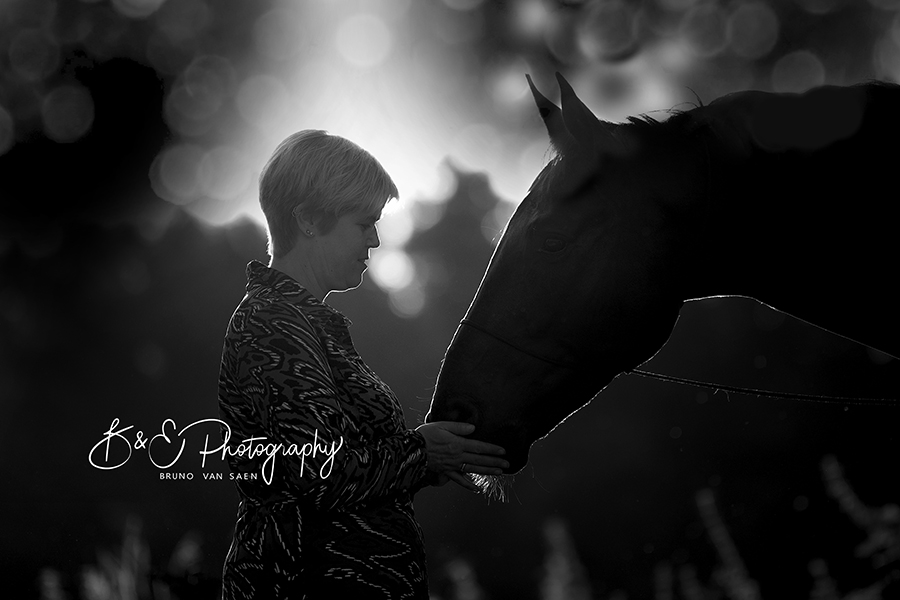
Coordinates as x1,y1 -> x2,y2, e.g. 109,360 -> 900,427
415,422 -> 508,493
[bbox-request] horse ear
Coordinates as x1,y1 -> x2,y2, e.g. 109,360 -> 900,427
526,74 -> 575,149
555,72 -> 598,146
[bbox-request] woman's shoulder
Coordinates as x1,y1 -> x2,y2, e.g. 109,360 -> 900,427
223,288 -> 319,344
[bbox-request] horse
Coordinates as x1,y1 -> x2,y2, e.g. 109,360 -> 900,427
424,73 -> 899,494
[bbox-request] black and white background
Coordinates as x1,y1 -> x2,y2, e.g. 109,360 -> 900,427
1,0 -> 898,598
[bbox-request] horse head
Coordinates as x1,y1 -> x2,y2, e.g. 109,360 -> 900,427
426,74 -> 708,479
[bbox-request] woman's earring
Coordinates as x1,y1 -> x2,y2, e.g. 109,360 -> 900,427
293,207 -> 314,237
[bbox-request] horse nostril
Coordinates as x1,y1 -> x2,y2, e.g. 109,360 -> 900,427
427,393 -> 479,427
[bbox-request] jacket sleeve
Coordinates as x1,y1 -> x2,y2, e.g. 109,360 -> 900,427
223,299 -> 428,511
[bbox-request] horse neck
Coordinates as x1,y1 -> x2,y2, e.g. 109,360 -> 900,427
683,85 -> 899,358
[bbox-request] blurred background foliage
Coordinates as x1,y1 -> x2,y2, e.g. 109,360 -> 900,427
1,0 -> 898,598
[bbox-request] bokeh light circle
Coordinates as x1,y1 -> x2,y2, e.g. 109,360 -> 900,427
378,210 -> 415,247
165,55 -> 235,136
512,0 -> 552,40
728,1 -> 780,59
9,29 -> 60,82
576,0 -> 640,61
795,0 -> 842,14
370,249 -> 416,291
41,85 -> 95,143
680,3 -> 729,58
198,146 -> 252,202
388,286 -> 425,318
150,143 -> 205,204
110,0 -> 167,19
154,0 -> 211,45
771,50 -> 825,92
490,59 -> 531,108
873,34 -> 900,79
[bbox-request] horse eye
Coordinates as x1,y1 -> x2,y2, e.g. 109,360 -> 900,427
540,237 -> 567,253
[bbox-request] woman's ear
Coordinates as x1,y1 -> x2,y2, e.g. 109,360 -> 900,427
292,207 -> 317,238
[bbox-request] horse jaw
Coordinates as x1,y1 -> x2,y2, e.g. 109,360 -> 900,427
426,319 -> 625,475
425,354 -> 534,474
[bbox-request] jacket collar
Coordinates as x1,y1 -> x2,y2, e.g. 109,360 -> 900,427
245,260 -> 352,329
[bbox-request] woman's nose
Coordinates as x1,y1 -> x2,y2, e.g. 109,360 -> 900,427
368,227 -> 380,248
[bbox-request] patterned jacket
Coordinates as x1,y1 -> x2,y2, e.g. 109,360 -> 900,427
218,261 -> 430,599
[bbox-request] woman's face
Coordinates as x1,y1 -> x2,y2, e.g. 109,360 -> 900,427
313,209 -> 381,294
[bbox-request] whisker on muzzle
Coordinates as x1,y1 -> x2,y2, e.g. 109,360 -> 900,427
470,473 -> 515,503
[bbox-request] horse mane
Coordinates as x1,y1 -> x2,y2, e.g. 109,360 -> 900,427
527,107 -> 699,197
529,80 -> 900,201
669,81 -> 900,158
609,80 -> 899,152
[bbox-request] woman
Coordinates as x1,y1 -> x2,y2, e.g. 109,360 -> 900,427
218,130 -> 508,599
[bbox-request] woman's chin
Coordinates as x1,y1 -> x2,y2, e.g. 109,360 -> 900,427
335,273 -> 365,293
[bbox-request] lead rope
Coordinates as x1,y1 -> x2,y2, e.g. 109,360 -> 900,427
628,136 -> 898,406
628,368 -> 898,406
461,320 -> 898,406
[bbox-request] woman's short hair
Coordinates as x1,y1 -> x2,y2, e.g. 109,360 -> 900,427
259,130 -> 399,258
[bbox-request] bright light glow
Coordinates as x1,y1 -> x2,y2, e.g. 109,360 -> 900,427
189,0 -> 665,298
236,74 -> 290,133
335,14 -> 393,68
377,209 -> 415,247
450,123 -> 504,174
490,60 -> 531,107
254,8 -> 304,61
513,0 -> 552,39
250,4 -> 541,211
201,1 -> 554,237
370,249 -> 416,290
199,145 -> 253,202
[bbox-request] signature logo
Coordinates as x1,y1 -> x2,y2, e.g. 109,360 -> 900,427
88,418 -> 344,485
